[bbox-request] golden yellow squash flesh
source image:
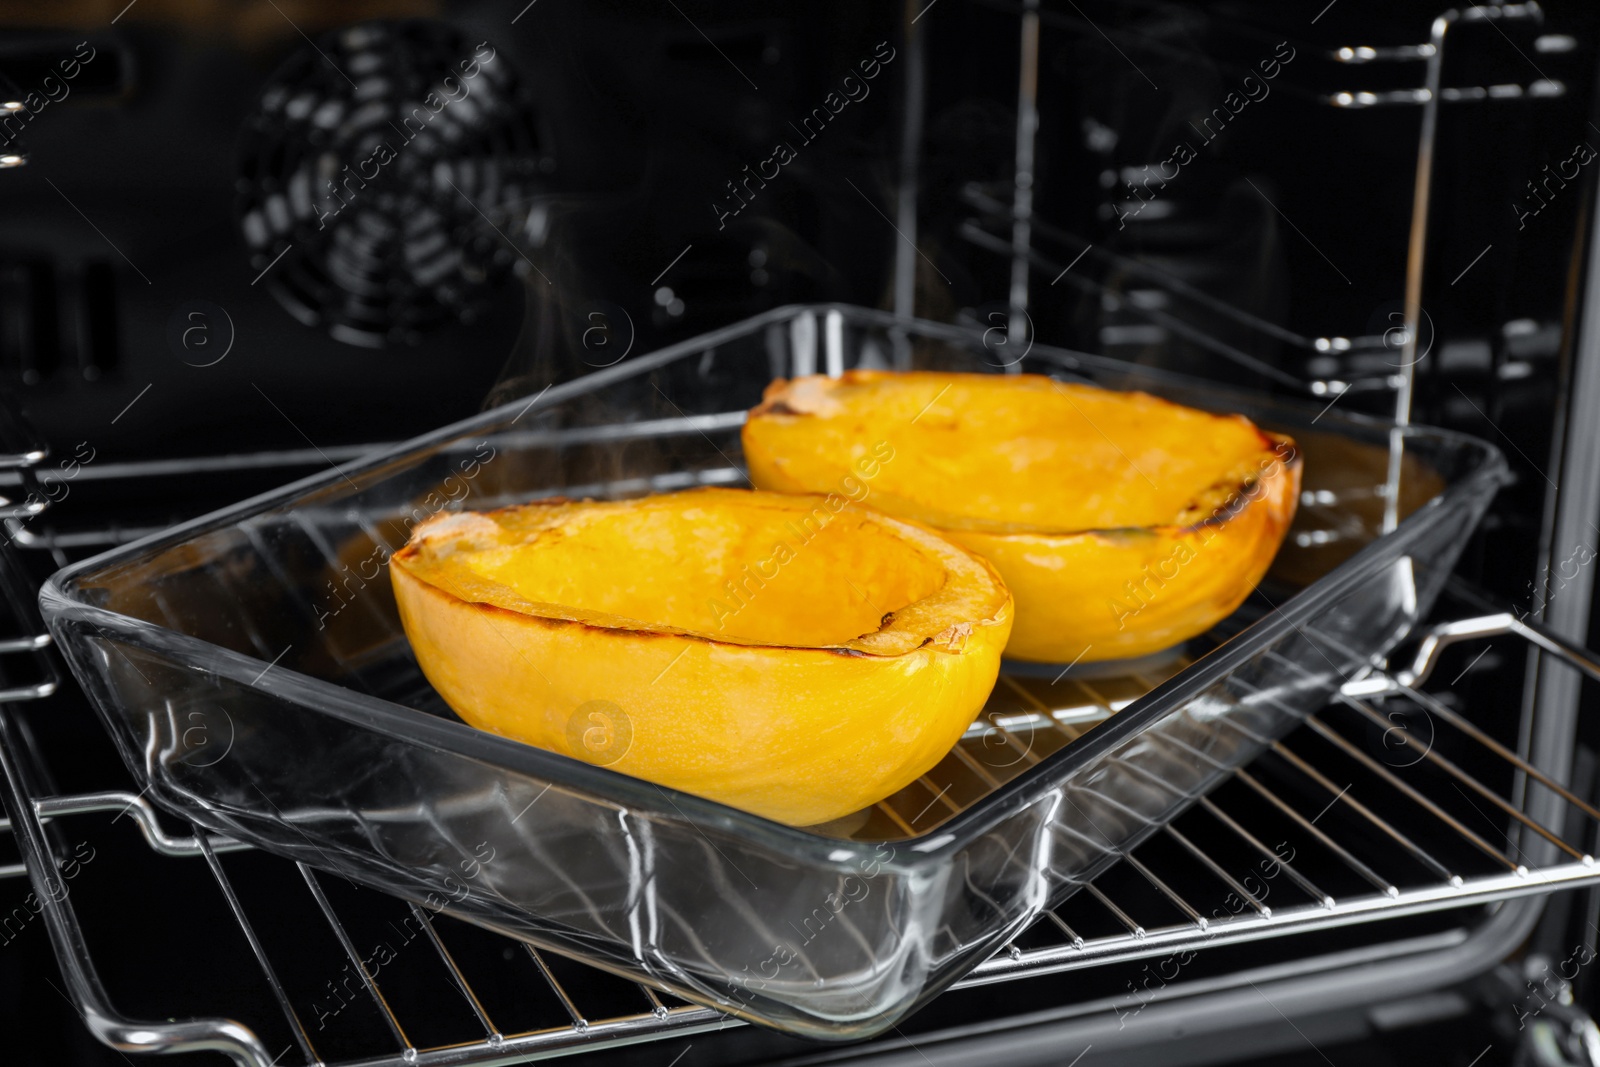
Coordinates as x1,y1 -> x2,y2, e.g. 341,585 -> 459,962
390,487 -> 1012,826
741,371 -> 1300,663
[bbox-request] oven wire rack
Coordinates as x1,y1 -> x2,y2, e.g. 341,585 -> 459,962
4,490 -> 1600,1067
0,372 -> 1592,1064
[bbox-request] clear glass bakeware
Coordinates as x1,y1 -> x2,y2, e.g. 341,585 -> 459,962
38,305 -> 1507,1040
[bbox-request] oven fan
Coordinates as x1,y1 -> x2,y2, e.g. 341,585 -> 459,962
236,20 -> 545,348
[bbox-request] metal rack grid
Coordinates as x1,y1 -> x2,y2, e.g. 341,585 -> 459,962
0,275 -> 1585,1065
3,566 -> 1599,1067
0,382 -> 1588,1065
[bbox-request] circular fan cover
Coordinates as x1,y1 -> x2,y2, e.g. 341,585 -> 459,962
237,20 -> 544,348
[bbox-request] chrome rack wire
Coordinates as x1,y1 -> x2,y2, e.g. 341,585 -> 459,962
959,187 -> 1404,394
5,554 -> 1600,1067
0,414 -> 58,728
958,217 -> 1321,394
973,1 -> 1567,414
968,612 -> 1600,983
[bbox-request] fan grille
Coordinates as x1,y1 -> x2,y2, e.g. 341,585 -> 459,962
237,20 -> 544,348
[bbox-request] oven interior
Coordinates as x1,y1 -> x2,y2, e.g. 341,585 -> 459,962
2,1 -> 1600,1064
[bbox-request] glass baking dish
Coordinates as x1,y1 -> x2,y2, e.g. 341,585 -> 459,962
39,304 -> 1506,1040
